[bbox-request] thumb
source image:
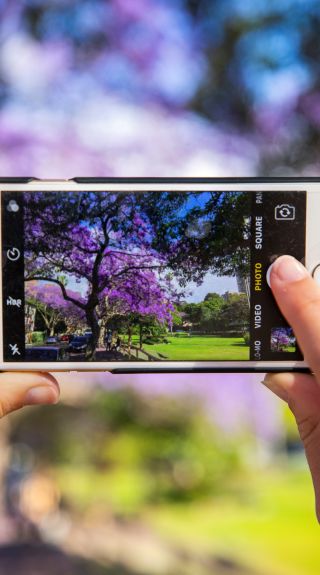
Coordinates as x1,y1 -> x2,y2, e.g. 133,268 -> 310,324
263,372 -> 320,521
0,372 -> 59,417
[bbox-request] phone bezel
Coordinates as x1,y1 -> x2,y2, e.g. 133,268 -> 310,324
0,177 -> 317,373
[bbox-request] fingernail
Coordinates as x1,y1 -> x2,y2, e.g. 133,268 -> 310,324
24,385 -> 59,406
261,373 -> 271,387
261,374 -> 289,402
266,255 -> 308,287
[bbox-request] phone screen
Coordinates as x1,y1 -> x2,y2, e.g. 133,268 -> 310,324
2,189 -> 306,363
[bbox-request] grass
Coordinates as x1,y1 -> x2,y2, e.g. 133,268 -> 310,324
132,335 -> 249,361
283,345 -> 296,353
146,466 -> 319,575
55,464 -> 319,575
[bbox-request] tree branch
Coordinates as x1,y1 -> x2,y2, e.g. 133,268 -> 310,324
25,277 -> 87,310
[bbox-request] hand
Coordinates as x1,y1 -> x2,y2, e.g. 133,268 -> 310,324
0,372 -> 59,418
263,255 -> 320,521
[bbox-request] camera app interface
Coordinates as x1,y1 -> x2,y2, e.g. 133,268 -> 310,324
2,189 -> 306,362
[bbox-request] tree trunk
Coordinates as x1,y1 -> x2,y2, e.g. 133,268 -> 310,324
44,317 -> 51,337
98,325 -> 105,348
85,308 -> 100,360
139,324 -> 143,349
128,326 -> 132,352
49,316 -> 58,337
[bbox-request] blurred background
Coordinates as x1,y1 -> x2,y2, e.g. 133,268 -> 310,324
0,1 -> 319,573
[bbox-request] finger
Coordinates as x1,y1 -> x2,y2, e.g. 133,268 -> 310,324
263,372 -> 320,521
263,372 -> 320,424
0,372 -> 59,417
268,255 -> 320,379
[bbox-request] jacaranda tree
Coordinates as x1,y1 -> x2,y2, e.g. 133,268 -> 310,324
24,190 -> 250,358
24,191 -> 182,358
25,281 -> 86,336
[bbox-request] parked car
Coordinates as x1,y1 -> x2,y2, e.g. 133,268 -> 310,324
68,336 -> 88,353
59,334 -> 74,343
46,336 -> 59,345
83,330 -> 93,343
25,346 -> 70,361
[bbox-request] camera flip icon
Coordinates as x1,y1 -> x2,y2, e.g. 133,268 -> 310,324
274,204 -> 296,221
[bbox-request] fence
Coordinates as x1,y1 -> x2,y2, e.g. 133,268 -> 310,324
123,344 -> 167,361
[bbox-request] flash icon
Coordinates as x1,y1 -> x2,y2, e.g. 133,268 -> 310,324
9,343 -> 20,356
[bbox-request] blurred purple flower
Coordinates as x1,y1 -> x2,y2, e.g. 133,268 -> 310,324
0,100 -> 257,177
57,371 -> 283,445
0,1 -> 283,444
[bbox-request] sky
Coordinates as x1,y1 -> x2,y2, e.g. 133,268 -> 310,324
64,270 -> 239,305
184,273 -> 238,303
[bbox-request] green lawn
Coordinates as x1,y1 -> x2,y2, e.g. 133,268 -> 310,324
146,467 -> 319,575
56,465 -> 319,575
284,346 -> 296,353
134,335 -> 249,361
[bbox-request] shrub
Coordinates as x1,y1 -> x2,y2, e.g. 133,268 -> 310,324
243,332 -> 250,345
31,331 -> 46,343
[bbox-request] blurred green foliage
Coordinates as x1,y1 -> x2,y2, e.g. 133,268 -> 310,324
148,467 -> 319,575
8,388 -> 318,575
10,388 -> 244,514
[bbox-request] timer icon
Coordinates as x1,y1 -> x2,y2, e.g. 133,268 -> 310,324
6,247 -> 21,262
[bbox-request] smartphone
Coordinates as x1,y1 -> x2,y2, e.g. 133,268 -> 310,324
0,177 -> 318,373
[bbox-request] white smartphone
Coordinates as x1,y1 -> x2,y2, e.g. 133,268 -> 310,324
0,177 -> 318,373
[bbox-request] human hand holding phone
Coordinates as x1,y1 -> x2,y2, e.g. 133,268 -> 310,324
0,372 -> 59,417
264,255 -> 320,521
